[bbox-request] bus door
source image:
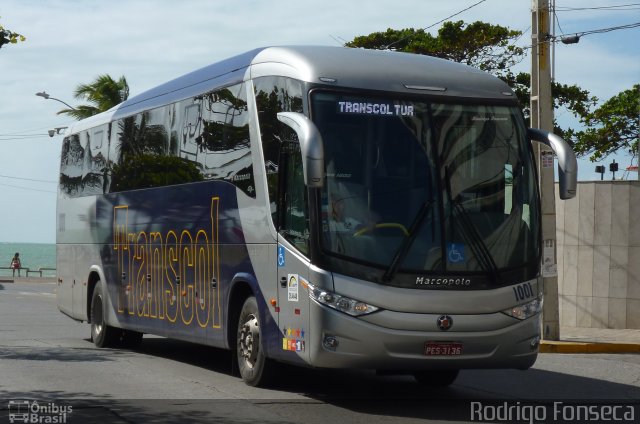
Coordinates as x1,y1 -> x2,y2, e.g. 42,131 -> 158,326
275,137 -> 311,360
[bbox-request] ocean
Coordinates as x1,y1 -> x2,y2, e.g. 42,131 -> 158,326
0,243 -> 56,277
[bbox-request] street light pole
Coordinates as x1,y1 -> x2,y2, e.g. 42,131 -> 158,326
35,91 -> 76,110
531,0 -> 560,341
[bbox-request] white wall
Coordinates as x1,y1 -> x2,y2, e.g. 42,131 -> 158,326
556,181 -> 640,329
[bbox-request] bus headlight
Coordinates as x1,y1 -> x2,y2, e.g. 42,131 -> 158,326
502,298 -> 543,320
307,283 -> 379,316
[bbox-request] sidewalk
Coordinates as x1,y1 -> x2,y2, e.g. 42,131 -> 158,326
540,326 -> 640,353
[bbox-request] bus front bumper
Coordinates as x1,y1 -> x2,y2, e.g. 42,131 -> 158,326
308,300 -> 540,371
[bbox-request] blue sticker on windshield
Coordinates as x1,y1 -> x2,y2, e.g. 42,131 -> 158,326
447,243 -> 465,263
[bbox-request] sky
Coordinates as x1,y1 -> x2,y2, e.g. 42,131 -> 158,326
0,0 -> 638,243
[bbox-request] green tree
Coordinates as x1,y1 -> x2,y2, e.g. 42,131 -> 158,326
570,85 -> 639,162
58,74 -> 130,119
0,19 -> 26,49
347,21 -> 597,146
346,20 -> 525,74
500,71 -> 597,137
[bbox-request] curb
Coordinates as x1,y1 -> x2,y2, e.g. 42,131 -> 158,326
1,277 -> 56,284
540,341 -> 640,354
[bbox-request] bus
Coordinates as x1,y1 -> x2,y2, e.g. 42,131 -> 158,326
56,46 -> 577,387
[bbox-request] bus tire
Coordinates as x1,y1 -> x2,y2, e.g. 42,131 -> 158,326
413,369 -> 459,387
236,296 -> 272,386
90,282 -> 121,348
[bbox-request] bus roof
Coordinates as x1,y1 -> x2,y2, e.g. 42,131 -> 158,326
68,46 -> 517,133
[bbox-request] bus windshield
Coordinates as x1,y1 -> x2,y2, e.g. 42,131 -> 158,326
311,91 -> 540,279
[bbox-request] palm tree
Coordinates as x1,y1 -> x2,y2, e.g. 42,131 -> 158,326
57,74 -> 129,120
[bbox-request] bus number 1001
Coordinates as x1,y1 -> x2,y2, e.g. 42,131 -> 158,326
513,282 -> 535,302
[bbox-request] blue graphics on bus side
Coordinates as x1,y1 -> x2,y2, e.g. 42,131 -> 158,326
94,181 -> 282,353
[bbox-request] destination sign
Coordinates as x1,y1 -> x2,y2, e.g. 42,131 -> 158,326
337,101 -> 414,117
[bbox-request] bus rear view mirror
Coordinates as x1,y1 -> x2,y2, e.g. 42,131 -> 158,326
277,112 -> 325,188
528,128 -> 577,200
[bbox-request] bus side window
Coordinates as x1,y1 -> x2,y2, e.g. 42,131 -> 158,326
58,128 -> 107,197
196,83 -> 256,197
59,134 -> 85,198
181,104 -> 201,161
85,127 -> 108,195
108,107 -> 200,192
254,76 -> 304,227
280,138 -> 310,256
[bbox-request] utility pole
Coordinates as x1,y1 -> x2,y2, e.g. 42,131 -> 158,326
531,0 -> 560,341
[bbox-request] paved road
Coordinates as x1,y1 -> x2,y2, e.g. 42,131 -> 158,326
1,282 -> 639,423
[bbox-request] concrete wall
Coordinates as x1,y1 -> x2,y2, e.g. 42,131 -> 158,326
556,181 -> 640,329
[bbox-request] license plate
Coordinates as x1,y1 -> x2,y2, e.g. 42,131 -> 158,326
424,342 -> 463,356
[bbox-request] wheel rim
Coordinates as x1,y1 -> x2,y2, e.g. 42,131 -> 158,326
238,313 -> 259,369
92,295 -> 104,338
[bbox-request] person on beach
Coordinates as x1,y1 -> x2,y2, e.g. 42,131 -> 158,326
10,252 -> 21,277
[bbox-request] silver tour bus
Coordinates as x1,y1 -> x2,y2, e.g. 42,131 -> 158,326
56,46 -> 577,387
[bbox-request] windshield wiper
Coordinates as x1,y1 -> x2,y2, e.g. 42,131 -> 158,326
450,201 -> 501,283
443,165 -> 501,283
382,200 -> 432,283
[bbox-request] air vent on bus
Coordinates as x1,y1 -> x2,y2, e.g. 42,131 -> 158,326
403,84 -> 447,92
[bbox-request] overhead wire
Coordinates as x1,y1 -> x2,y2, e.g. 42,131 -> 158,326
553,9 -> 566,36
421,0 -> 488,31
555,3 -> 640,11
0,124 -> 66,136
0,173 -> 58,194
0,174 -> 57,184
0,182 -> 57,194
0,133 -> 48,137
0,135 -> 50,141
0,127 -> 62,194
552,2 -> 640,48
0,124 -> 68,141
522,21 -> 640,49
383,0 -> 489,49
576,21 -> 640,36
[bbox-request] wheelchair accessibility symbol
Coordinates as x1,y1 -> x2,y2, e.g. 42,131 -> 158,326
277,245 -> 286,267
447,243 -> 465,263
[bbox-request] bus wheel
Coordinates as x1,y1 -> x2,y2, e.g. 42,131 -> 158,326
236,296 -> 272,386
413,369 -> 459,387
90,282 -> 121,348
